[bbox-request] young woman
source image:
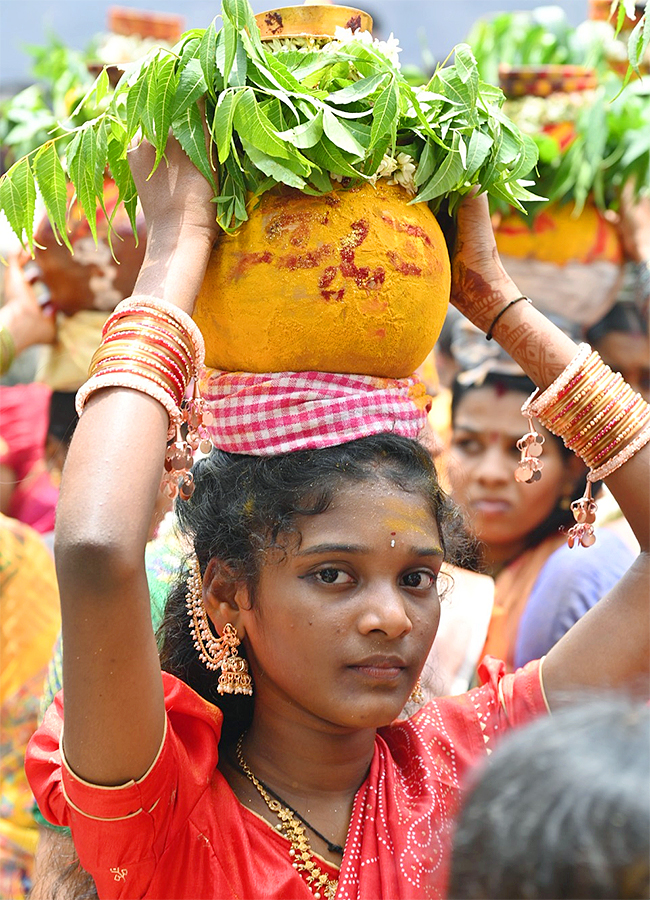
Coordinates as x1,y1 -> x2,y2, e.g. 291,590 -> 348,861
448,366 -> 635,671
26,137 -> 649,900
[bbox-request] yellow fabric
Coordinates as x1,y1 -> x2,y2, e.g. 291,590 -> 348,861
0,514 -> 60,892
38,309 -> 108,392
481,534 -> 565,672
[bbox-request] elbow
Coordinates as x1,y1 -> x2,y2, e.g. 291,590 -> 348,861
54,531 -> 145,596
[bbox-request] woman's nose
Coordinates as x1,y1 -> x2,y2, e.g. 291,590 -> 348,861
357,584 -> 413,639
473,444 -> 512,486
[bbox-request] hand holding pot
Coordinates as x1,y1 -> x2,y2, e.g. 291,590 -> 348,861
450,192 -> 522,334
129,130 -> 219,312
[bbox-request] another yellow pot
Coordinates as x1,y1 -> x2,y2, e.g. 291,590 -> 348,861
194,181 -> 451,377
494,201 -> 624,326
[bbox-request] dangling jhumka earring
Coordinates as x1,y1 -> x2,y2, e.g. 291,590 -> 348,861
185,554 -> 253,695
409,678 -> 424,704
514,401 -> 545,484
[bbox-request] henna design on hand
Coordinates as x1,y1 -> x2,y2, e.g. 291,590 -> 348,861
451,258 -> 514,332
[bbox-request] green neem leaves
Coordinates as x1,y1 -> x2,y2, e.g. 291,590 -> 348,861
0,157 -> 36,251
0,0 -> 542,249
32,142 -> 72,251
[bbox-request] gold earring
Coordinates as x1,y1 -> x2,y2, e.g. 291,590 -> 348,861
186,555 -> 253,695
409,677 -> 424,704
218,648 -> 253,696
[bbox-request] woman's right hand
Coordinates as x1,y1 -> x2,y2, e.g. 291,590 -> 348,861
128,131 -> 219,244
128,129 -> 219,311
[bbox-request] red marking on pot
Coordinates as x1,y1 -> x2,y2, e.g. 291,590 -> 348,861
277,245 -> 333,270
232,251 -> 273,280
346,14 -> 362,31
533,212 -> 557,234
585,215 -> 609,264
264,11 -> 283,33
387,250 -> 422,277
265,212 -> 313,243
380,214 -> 433,247
319,266 -> 338,290
338,220 -> 385,290
321,289 -> 346,302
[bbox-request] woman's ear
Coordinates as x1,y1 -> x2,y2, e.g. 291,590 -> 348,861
202,558 -> 251,637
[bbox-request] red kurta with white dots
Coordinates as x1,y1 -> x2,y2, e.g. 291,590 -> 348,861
27,658 -> 546,899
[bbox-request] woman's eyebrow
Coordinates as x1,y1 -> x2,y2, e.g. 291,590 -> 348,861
296,543 -> 370,556
296,543 -> 444,558
410,546 -> 444,559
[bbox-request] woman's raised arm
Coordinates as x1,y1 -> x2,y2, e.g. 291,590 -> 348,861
55,136 -> 218,785
452,193 -> 649,700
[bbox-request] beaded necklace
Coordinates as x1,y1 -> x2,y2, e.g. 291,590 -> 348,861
236,735 -> 340,900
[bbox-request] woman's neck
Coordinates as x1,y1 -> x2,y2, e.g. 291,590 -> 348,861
221,702 -> 376,866
242,701 -> 376,797
481,538 -> 529,577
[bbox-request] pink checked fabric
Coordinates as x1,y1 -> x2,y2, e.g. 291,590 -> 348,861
198,370 -> 432,455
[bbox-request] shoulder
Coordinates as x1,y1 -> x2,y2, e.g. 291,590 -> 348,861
26,674 -> 223,830
383,658 -> 547,771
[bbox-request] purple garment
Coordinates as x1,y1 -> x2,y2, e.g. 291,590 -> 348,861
513,528 -> 634,669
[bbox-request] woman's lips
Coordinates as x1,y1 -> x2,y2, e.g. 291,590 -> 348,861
472,499 -> 512,515
349,657 -> 406,680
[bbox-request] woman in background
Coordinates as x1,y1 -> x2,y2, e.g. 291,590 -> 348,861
448,361 -> 634,671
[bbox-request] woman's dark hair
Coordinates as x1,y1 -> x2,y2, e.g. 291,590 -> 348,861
448,697 -> 650,899
586,300 -> 648,346
450,370 -> 595,557
158,433 -> 468,741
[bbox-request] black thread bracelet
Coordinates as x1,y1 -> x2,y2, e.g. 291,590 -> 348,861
485,296 -> 532,341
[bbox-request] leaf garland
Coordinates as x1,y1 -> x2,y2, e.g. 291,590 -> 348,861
0,0 -> 540,248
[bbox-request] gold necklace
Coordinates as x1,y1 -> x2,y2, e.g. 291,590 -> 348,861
236,735 -> 339,900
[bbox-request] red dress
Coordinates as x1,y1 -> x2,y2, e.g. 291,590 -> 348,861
26,658 -> 546,899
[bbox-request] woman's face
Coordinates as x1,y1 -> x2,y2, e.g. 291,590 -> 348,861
236,478 -> 443,732
594,331 -> 650,403
448,386 -> 572,562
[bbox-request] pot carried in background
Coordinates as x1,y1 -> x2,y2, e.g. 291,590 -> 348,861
493,64 -> 624,327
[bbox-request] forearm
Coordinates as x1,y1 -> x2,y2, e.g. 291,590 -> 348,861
452,211 -> 649,552
56,223 -> 213,783
132,226 -> 215,310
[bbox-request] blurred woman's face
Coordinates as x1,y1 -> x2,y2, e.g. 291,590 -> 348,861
594,332 -> 650,403
448,386 -> 572,564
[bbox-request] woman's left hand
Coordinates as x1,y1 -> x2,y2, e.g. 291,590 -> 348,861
450,192 -> 521,333
128,128 -> 219,310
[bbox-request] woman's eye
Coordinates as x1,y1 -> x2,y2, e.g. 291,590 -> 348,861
452,436 -> 482,456
401,571 -> 436,589
314,568 -> 353,585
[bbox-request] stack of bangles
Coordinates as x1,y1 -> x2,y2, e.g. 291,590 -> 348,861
518,344 -> 650,548
76,295 -> 213,500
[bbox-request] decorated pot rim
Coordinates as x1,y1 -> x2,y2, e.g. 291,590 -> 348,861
255,5 -> 372,40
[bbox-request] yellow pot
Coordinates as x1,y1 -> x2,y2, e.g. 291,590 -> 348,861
193,181 -> 451,377
494,201 -> 624,326
495,201 -> 622,266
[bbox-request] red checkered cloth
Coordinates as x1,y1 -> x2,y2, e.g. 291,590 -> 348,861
198,370 -> 432,456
